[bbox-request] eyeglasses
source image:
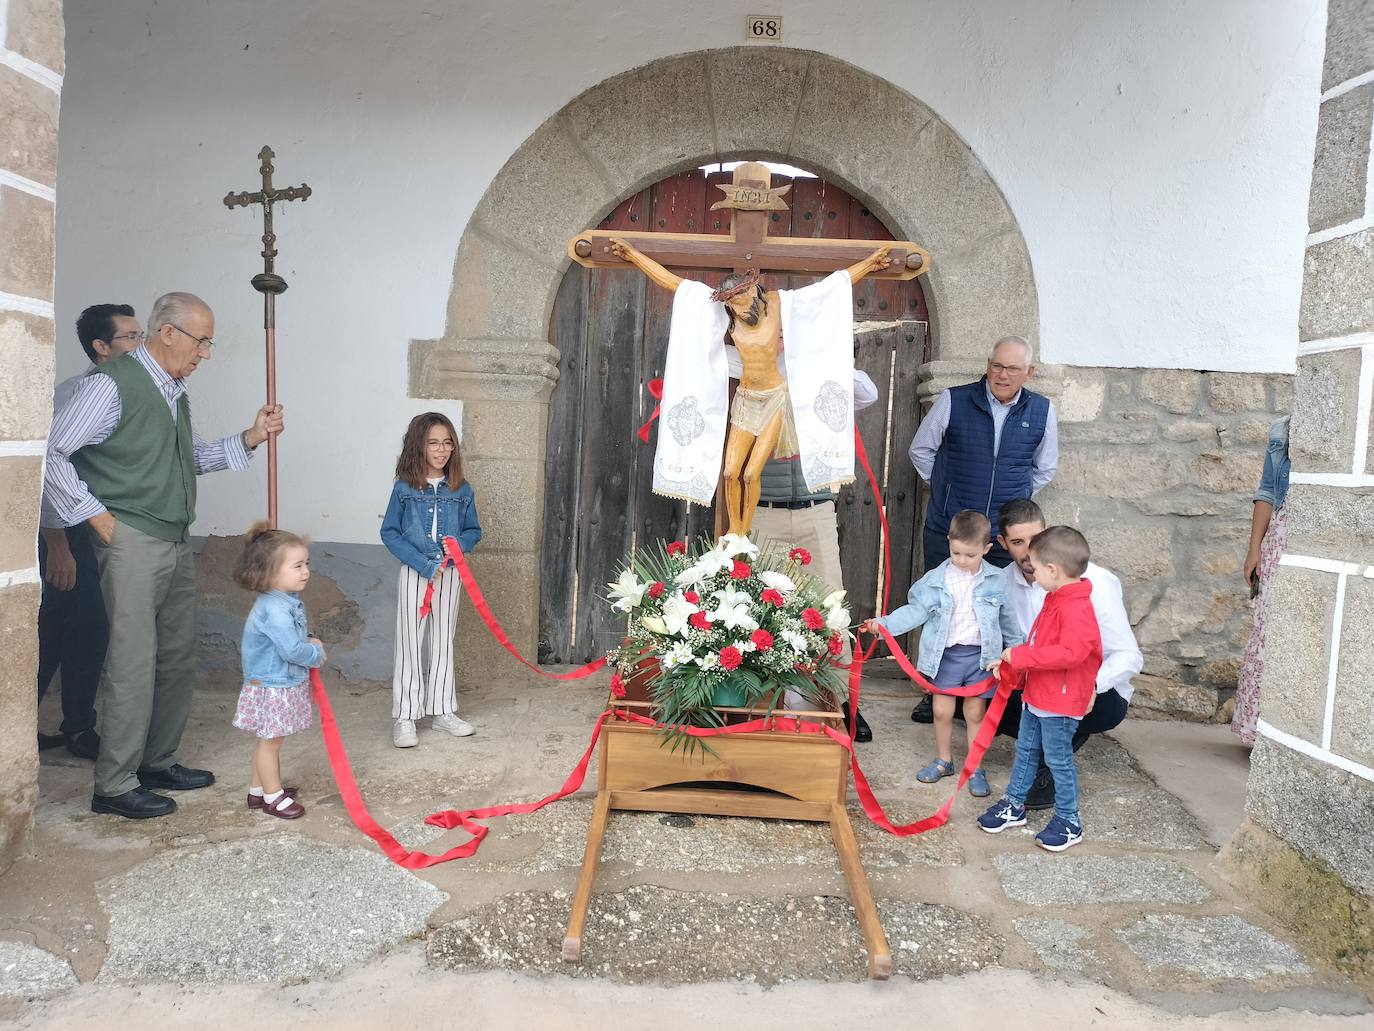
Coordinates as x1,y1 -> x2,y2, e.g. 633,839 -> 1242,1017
109,331 -> 146,344
988,362 -> 1027,374
425,441 -> 456,449
168,323 -> 216,353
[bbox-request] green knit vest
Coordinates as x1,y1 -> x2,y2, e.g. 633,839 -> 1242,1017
71,354 -> 196,542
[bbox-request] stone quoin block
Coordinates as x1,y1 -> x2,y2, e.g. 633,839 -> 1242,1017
1290,348 -> 1362,472
1284,484 -> 1374,565
1323,0 -> 1374,93
0,66 -> 59,188
1309,83 -> 1373,232
0,456 -> 42,572
1301,227 -> 1374,341
4,0 -> 64,76
1332,575 -> 1374,769
0,186 -> 54,301
0,310 -> 54,441
1255,567 -> 1336,746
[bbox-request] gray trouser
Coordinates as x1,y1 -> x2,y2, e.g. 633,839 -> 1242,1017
91,520 -> 197,795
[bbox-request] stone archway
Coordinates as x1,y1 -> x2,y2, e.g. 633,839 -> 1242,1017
409,47 -> 1039,666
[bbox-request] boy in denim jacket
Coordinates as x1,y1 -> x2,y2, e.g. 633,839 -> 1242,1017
863,510 -> 1022,797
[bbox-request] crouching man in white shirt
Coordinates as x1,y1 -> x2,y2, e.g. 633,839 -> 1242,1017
995,498 -> 1143,810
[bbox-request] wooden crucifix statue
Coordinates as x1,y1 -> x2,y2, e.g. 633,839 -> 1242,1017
568,161 -> 930,537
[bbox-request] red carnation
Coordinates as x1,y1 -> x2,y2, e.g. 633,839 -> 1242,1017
666,541 -> 687,557
730,559 -> 752,580
761,588 -> 785,607
788,547 -> 812,566
689,611 -> 713,631
719,646 -> 743,671
827,633 -> 844,656
801,607 -> 825,630
750,629 -> 774,651
684,590 -> 701,604
610,672 -> 626,699
647,581 -> 665,600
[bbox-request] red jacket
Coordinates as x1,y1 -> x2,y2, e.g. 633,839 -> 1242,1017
1007,579 -> 1103,718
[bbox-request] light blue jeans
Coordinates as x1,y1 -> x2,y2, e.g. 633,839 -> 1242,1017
1005,708 -> 1082,826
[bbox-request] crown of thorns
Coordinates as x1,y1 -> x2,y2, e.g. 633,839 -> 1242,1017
709,268 -> 761,303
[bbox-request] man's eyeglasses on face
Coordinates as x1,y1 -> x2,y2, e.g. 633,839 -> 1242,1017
169,324 -> 216,354
109,331 -> 146,344
988,362 -> 1027,375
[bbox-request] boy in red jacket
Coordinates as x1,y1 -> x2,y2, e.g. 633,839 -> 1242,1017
977,526 -> 1103,851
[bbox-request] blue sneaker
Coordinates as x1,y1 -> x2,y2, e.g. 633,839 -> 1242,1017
967,768 -> 991,797
1035,814 -> 1084,852
977,798 -> 1026,833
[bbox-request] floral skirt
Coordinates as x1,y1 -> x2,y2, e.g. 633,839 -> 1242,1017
1232,504 -> 1288,745
233,679 -> 314,739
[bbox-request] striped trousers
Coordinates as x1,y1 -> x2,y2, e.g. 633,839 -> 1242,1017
392,565 -> 463,720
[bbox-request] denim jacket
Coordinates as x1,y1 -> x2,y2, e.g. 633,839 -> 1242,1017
241,590 -> 323,689
380,478 -> 482,578
875,559 -> 1025,677
1253,416 -> 1291,510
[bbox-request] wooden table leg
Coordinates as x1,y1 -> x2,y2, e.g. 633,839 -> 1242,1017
562,790 -> 612,963
829,803 -> 892,980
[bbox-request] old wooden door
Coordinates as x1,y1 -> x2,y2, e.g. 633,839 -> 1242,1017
540,168 -> 930,664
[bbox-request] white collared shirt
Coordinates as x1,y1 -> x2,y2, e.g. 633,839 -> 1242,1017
1002,560 -> 1143,701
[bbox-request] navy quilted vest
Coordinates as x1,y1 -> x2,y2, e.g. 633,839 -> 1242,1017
925,378 -> 1049,538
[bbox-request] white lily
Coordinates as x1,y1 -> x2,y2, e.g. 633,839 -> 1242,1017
608,569 -> 647,612
759,570 -> 795,594
661,592 -> 700,636
717,533 -> 759,559
821,589 -> 847,609
708,600 -> 758,632
640,614 -> 669,635
711,586 -> 753,608
695,549 -> 734,577
825,605 -> 851,632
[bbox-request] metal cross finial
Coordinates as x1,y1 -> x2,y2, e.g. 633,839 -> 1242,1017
223,145 -> 311,295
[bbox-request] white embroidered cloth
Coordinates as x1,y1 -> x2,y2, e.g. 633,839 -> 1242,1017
652,271 -> 855,504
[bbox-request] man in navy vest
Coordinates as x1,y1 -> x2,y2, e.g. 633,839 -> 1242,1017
907,336 -> 1058,722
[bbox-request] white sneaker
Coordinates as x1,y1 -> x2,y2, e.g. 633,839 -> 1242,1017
392,719 -> 418,748
432,713 -> 475,738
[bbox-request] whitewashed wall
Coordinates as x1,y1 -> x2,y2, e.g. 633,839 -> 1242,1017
54,0 -> 1324,544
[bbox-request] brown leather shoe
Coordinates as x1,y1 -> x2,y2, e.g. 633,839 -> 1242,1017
258,792 -> 305,820
247,786 -> 300,809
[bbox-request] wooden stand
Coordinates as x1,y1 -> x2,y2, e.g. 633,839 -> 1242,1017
561,700 -> 892,980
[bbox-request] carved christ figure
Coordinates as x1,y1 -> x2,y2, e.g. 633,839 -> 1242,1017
610,237 -> 892,536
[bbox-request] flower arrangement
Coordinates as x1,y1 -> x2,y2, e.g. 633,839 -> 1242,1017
605,533 -> 851,749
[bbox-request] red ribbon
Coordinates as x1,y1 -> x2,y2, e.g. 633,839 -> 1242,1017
635,378 -> 665,443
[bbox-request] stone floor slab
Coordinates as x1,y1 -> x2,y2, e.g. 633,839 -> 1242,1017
1078,786 -> 1211,851
97,835 -> 446,983
427,884 -> 1001,985
994,854 -> 1212,906
1120,914 -> 1311,981
1014,917 -> 1103,977
0,942 -> 79,999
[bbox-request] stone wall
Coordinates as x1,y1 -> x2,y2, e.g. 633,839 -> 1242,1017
921,360 -> 1291,722
0,0 -> 62,866
1223,0 -> 1374,968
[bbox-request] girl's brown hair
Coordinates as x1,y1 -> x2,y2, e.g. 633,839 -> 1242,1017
395,411 -> 464,491
233,521 -> 309,592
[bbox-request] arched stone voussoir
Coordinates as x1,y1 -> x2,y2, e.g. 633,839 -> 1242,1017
562,51 -> 717,200
922,226 -> 1039,363
442,228 -> 564,344
707,46 -> 814,156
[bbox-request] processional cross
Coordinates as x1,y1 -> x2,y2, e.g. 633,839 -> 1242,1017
223,145 -> 312,528
568,162 -> 931,536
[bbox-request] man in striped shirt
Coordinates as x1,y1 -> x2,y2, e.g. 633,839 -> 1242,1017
43,291 -> 284,820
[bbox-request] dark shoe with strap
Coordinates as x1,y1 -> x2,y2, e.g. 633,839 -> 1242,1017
853,708 -> 872,743
91,786 -> 177,820
1023,765 -> 1056,811
37,732 -> 66,751
64,729 -> 100,761
137,763 -> 215,791
911,695 -> 934,724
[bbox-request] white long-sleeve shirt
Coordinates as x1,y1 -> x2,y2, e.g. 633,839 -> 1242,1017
1002,560 -> 1143,701
42,346 -> 252,527
909,384 -> 1059,493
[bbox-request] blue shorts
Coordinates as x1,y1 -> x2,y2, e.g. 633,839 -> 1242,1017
932,643 -> 995,699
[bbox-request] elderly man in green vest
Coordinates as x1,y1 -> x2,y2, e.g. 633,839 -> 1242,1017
43,292 -> 283,820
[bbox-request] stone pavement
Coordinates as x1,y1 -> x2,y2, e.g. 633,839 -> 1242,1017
3,670 -> 1372,1029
